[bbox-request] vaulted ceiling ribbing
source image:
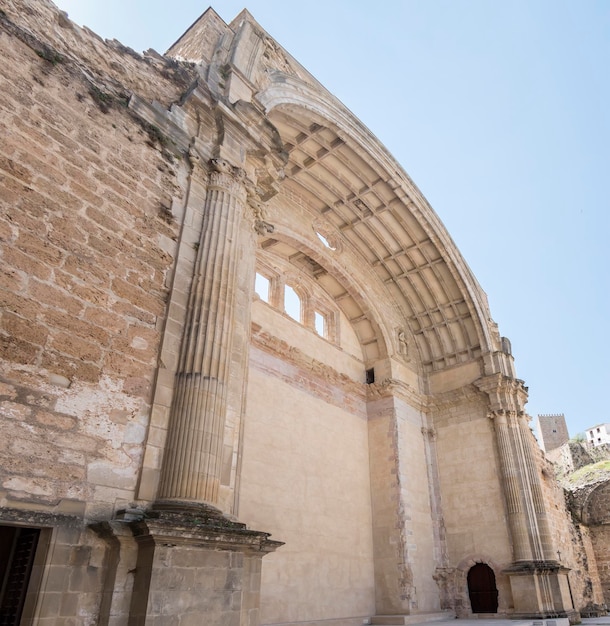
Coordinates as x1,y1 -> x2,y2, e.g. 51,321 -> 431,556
267,106 -> 485,372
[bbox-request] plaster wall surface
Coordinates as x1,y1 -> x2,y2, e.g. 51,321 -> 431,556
586,424 -> 610,447
239,301 -> 375,624
368,397 -> 440,612
434,406 -> 511,568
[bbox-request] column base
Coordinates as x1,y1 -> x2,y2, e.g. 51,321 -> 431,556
152,498 -> 227,517
128,509 -> 283,626
504,561 -> 579,623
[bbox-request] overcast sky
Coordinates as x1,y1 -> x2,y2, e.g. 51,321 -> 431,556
52,0 -> 610,439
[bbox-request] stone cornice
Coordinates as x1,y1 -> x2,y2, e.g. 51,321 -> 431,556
213,100 -> 287,192
129,510 -> 283,555
0,506 -> 82,528
425,383 -> 485,413
129,94 -> 193,157
366,377 -> 492,415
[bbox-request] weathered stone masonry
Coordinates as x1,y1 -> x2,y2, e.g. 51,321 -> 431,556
0,1 -> 607,625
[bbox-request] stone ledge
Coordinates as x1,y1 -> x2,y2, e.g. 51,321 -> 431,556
128,508 -> 284,554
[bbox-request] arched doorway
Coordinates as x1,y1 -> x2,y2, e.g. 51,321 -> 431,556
467,563 -> 498,613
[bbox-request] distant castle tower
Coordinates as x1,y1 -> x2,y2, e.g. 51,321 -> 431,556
536,413 -> 569,452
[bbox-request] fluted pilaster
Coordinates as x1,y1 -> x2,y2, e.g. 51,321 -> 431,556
492,411 -> 532,562
516,415 -> 555,560
156,158 -> 251,510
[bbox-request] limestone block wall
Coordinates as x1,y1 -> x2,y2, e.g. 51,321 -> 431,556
0,511 -> 123,626
0,3 -> 193,520
0,0 -> 194,108
239,299 -> 375,625
0,4 -> 199,623
589,525 -> 610,606
536,449 -> 606,612
432,392 -> 513,614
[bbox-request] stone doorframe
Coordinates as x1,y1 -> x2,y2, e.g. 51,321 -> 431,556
456,555 -> 509,617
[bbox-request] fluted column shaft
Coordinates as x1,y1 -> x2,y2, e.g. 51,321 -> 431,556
493,411 -> 533,562
516,415 -> 555,560
492,408 -> 557,564
157,158 -> 250,509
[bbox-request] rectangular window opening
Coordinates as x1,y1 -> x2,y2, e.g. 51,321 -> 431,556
254,273 -> 270,303
314,311 -> 326,337
365,368 -> 375,384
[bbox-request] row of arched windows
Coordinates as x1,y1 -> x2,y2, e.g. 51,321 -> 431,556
254,270 -> 336,342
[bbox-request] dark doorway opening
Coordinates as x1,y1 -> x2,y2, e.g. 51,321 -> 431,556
467,562 -> 498,613
0,525 -> 41,626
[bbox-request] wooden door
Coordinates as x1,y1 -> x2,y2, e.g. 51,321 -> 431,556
467,563 -> 498,613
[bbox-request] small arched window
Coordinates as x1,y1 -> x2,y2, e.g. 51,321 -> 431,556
284,285 -> 301,322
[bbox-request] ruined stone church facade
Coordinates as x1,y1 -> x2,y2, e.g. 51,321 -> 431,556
0,2 -> 606,624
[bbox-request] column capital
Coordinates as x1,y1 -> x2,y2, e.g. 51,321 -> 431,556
487,409 -> 525,422
209,157 -> 246,179
475,373 -> 528,415
206,157 -> 278,235
207,157 -> 248,199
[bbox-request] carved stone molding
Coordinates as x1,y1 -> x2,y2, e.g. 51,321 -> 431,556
254,153 -> 285,201
208,157 -> 247,198
426,383 -> 484,413
474,372 -> 528,415
250,326 -> 366,403
247,193 -> 274,235
397,329 -> 411,361
366,377 -> 426,410
487,409 -> 525,421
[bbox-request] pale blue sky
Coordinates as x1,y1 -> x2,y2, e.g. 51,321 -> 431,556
53,1 -> 610,438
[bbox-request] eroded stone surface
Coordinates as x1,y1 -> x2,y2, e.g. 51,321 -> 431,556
0,2 -> 607,625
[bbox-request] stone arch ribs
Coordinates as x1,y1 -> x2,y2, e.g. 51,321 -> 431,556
258,88 -> 495,373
